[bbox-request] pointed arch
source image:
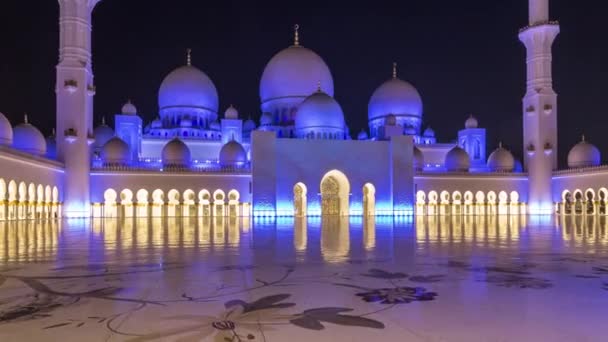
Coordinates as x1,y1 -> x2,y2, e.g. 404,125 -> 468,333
363,183 -> 376,216
293,182 -> 308,217
320,170 -> 350,216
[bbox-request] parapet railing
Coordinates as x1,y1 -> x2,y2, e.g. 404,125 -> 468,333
91,164 -> 251,174
553,165 -> 608,176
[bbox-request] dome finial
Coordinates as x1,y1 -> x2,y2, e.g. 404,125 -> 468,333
186,48 -> 192,66
294,24 -> 300,46
499,141 -> 503,148
392,62 -> 397,79
101,116 -> 106,125
24,113 -> 28,124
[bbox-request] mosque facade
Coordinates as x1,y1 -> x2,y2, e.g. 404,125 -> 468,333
0,0 -> 606,220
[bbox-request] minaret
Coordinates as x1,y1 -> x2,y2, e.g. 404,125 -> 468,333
519,0 -> 559,214
56,0 -> 102,217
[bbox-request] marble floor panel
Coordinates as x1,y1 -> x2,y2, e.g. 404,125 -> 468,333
0,215 -> 607,341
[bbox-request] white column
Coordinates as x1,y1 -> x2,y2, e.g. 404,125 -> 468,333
529,0 -> 549,25
56,0 -> 101,217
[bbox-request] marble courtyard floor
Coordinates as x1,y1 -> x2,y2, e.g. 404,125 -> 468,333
0,215 -> 607,341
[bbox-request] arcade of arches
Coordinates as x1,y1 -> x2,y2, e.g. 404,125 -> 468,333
559,188 -> 608,215
0,178 -> 61,221
94,188 -> 247,218
415,190 -> 523,216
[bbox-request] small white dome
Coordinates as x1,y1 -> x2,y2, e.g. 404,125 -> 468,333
219,140 -> 247,167
12,116 -> 46,156
224,105 -> 239,120
357,130 -> 369,140
121,100 -> 137,115
445,146 -> 470,172
487,144 -> 515,172
260,113 -> 273,126
243,118 -> 256,131
162,138 -> 191,168
465,115 -> 478,129
423,127 -> 435,138
93,118 -> 114,149
294,90 -> 344,133
0,112 -> 13,146
414,146 -> 424,171
568,136 -> 601,168
101,137 -> 130,165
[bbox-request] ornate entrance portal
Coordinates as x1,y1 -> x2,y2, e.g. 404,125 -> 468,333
321,176 -> 340,215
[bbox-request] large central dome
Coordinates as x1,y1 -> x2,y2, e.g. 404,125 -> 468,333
260,40 -> 334,105
158,65 -> 219,113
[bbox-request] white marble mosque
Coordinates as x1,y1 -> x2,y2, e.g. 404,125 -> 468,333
0,0 -> 606,221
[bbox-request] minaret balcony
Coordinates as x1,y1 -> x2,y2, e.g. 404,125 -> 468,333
64,128 -> 78,143
87,84 -> 96,96
526,143 -> 536,156
543,104 -> 553,115
543,142 -> 553,155
64,79 -> 78,93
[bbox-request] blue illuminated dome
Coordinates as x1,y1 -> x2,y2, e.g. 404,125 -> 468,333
243,118 -> 256,131
158,65 -> 218,113
162,138 -> 191,168
445,146 -> 470,172
0,112 -> 13,146
568,136 -> 601,168
219,140 -> 247,167
12,116 -> 46,156
101,137 -> 130,166
368,64 -> 423,136
357,130 -> 369,140
487,144 -> 515,172
260,46 -> 334,105
294,90 -> 344,139
93,118 -> 114,150
121,100 -> 138,115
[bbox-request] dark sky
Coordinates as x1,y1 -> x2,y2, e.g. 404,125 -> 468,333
1,0 -> 607,167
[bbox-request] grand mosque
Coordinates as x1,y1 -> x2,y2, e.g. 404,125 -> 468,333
0,0 -> 605,220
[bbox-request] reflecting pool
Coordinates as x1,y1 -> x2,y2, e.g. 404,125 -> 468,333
0,215 -> 607,341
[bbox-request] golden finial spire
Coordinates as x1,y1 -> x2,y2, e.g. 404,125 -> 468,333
186,48 -> 192,66
582,134 -> 586,142
499,141 -> 503,148
24,113 -> 28,124
392,62 -> 397,79
294,24 -> 300,46
101,116 -> 106,125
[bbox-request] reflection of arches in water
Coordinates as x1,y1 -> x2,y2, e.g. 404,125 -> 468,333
363,183 -> 376,216
294,217 -> 307,251
363,216 -> 376,250
320,216 -> 350,262
320,170 -> 350,216
293,183 -> 307,217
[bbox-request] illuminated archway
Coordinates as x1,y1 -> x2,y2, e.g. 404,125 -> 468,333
120,189 -> 134,218
320,170 -> 350,216
36,184 -> 44,219
464,191 -> 474,216
452,191 -> 462,216
293,183 -> 307,217
228,189 -> 240,217
26,183 -> 36,219
416,191 -> 426,216
0,179 -> 6,221
51,186 -> 59,218
440,191 -> 450,215
198,189 -> 211,217
475,191 -> 485,216
136,189 -> 149,217
167,189 -> 180,217
573,189 -> 583,215
510,191 -> 520,215
213,189 -> 226,217
487,191 -> 497,215
7,181 -> 17,220
428,191 -> 438,216
152,189 -> 164,217
498,191 -> 508,215
17,182 -> 27,219
104,188 -> 118,218
599,188 -> 608,215
363,183 -> 376,216
183,189 -> 196,217
585,188 -> 596,215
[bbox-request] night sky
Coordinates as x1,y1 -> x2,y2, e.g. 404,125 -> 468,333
1,0 -> 607,167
